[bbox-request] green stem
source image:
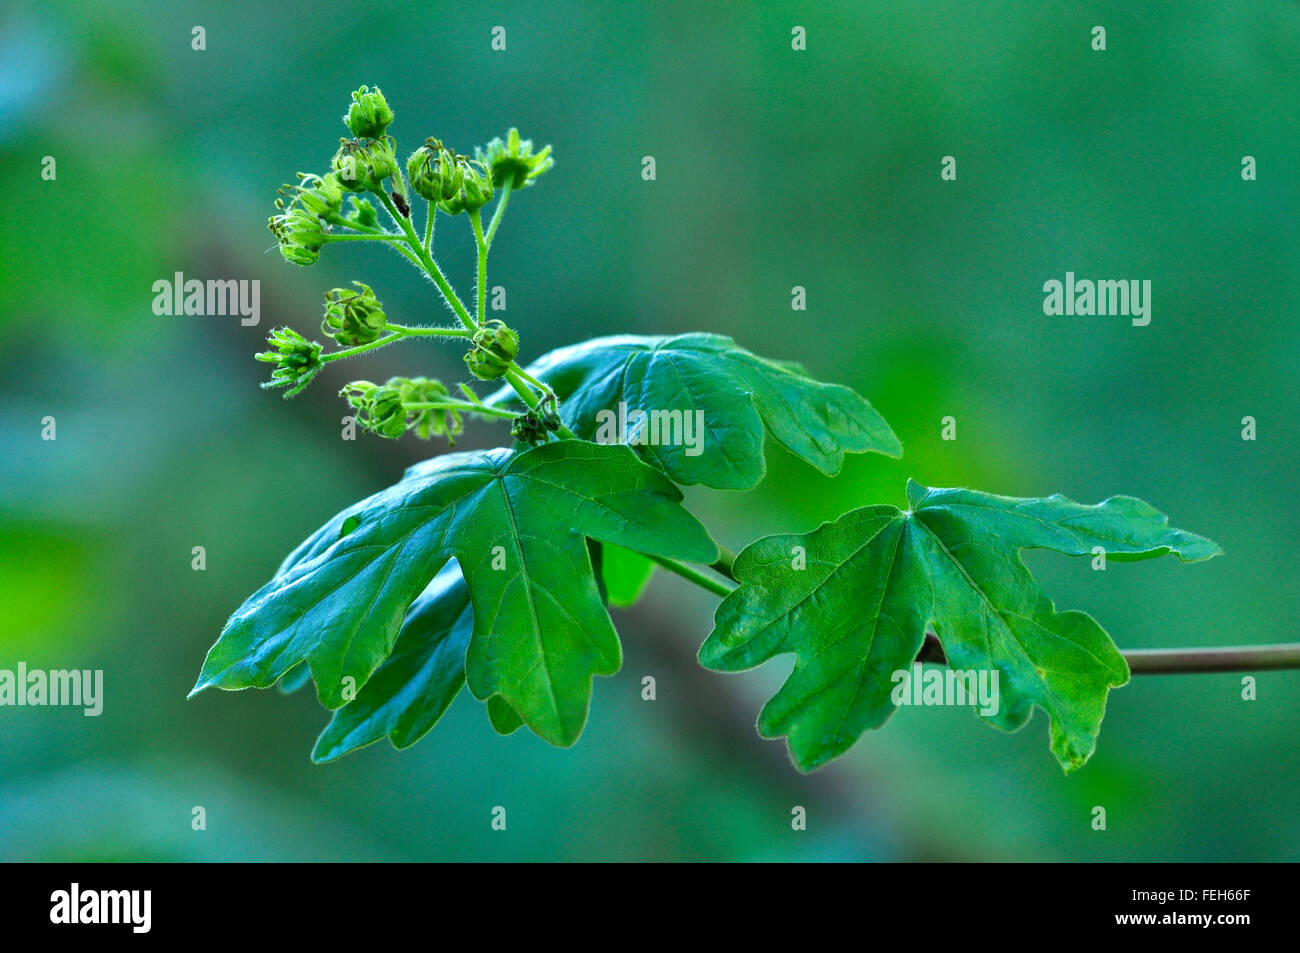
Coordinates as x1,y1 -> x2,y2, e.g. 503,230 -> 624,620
1124,643 -> 1300,674
321,212 -> 383,234
711,546 -> 737,579
322,233 -> 408,243
648,555 -> 735,599
917,631 -> 1300,673
423,200 -> 435,253
386,324 -> 471,338
404,400 -> 516,420
319,323 -> 468,363
510,362 -> 552,398
375,189 -> 477,332
649,560 -> 1300,675
320,331 -> 404,362
389,163 -> 408,204
457,382 -> 488,406
485,180 -> 513,247
503,367 -> 541,410
502,367 -> 577,439
471,208 -> 487,326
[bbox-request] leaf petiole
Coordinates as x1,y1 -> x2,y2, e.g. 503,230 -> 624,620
645,555 -> 735,598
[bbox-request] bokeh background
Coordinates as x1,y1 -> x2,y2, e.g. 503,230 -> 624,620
1,0 -> 1297,861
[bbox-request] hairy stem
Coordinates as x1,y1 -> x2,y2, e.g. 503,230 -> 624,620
501,366 -> 577,440
503,367 -> 541,411
471,207 -> 487,326
320,331 -> 404,363
485,180 -> 513,247
374,189 -> 476,332
386,323 -> 471,338
509,362 -> 553,399
319,323 -> 468,363
322,233 -> 408,243
321,212 -> 384,234
403,400 -> 516,420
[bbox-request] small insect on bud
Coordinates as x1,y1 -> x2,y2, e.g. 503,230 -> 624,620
463,319 -> 520,380
256,326 -> 324,397
476,127 -> 554,190
321,281 -> 387,347
344,85 -> 394,140
391,190 -> 410,218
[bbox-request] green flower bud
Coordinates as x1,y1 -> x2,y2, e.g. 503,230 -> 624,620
394,376 -> 464,443
344,85 -> 394,139
256,326 -> 323,397
332,137 -> 399,193
345,196 -> 379,229
476,127 -> 554,190
321,281 -> 387,347
277,172 -> 344,218
511,409 -> 549,446
341,376 -> 464,442
267,207 -> 328,266
341,380 -> 407,439
463,320 -> 520,380
438,157 -> 494,215
407,138 -> 463,203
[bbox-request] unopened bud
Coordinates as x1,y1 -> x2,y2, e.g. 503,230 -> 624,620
344,85 -> 394,140
322,281 -> 387,346
463,320 -> 519,380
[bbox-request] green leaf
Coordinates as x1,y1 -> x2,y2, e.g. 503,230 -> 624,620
486,695 -> 524,735
277,662 -> 313,694
596,542 -> 657,608
312,564 -> 472,763
700,480 -> 1220,773
494,333 -> 901,489
192,441 -> 718,747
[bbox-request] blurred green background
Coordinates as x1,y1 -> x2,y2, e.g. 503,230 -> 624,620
1,0 -> 1297,861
